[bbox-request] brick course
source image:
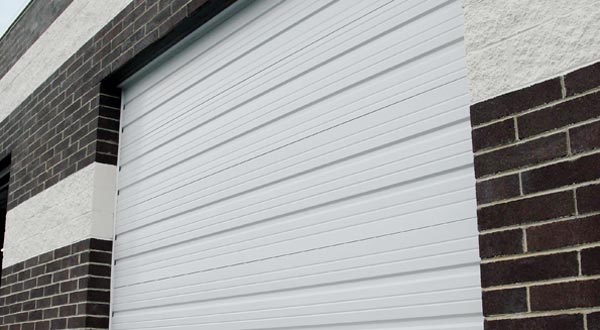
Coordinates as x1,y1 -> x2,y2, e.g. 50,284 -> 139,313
0,239 -> 112,330
472,61 -> 600,329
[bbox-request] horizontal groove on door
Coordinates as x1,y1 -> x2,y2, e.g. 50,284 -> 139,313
113,0 -> 481,329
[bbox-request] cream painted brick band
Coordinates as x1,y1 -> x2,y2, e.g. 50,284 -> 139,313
0,0 -> 132,123
2,162 -> 117,268
463,0 -> 600,103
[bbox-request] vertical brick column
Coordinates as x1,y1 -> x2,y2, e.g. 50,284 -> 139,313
471,62 -> 600,330
95,84 -> 122,165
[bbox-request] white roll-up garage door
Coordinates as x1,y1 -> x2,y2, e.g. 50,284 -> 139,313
112,0 -> 483,329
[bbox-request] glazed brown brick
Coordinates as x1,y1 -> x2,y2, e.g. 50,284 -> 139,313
517,91 -> 600,138
565,62 -> 600,96
521,153 -> 600,194
526,215 -> 600,251
589,312 -> 600,330
570,120 -> 600,154
581,247 -> 600,275
482,288 -> 527,316
470,78 -> 563,125
476,174 -> 520,205
530,279 -> 600,311
479,229 -> 523,258
477,191 -> 575,230
474,133 -> 567,177
485,314 -> 584,330
480,252 -> 578,287
472,118 -> 516,151
576,183 -> 600,214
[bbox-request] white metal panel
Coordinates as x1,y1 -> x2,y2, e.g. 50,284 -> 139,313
113,0 -> 482,329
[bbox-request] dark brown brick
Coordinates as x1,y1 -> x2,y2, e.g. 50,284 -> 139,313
571,120 -> 600,154
98,105 -> 120,120
27,309 -> 42,321
530,279 -> 600,311
78,277 -> 110,290
59,305 -> 76,317
14,311 -> 27,323
42,307 -> 58,319
66,316 -> 86,329
80,251 -> 112,264
45,259 -> 61,273
71,239 -> 91,253
52,270 -> 69,283
577,183 -> 600,214
97,117 -> 120,131
85,316 -> 109,328
35,298 -> 51,309
69,291 -> 87,304
581,247 -> 600,275
69,265 -> 89,278
472,118 -> 516,151
476,174 -> 521,204
477,191 -> 575,230
87,290 -> 110,303
471,78 -> 563,125
527,215 -> 600,251
474,133 -> 567,177
521,153 -> 600,194
33,321 -> 49,330
29,288 -> 43,300
42,284 -> 59,296
517,91 -> 600,138
479,229 -> 523,259
51,294 -> 68,306
589,312 -> 600,330
565,62 -> 600,96
54,245 -> 71,259
95,152 -> 118,165
485,314 -> 583,330
50,319 -> 66,330
482,287 -> 527,316
21,301 -> 35,312
98,94 -> 120,109
480,252 -> 579,287
8,303 -> 22,314
60,280 -> 78,293
78,303 -> 110,316
22,279 -> 35,290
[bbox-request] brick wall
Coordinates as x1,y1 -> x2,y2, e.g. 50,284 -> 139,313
0,0 -> 236,211
0,239 -> 112,330
471,61 -> 600,330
